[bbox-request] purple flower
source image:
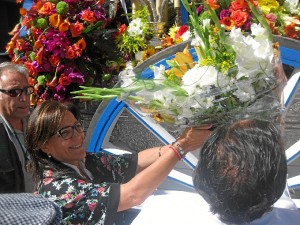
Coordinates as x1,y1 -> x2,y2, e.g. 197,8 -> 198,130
196,5 -> 204,15
68,72 -> 85,85
219,9 -> 230,20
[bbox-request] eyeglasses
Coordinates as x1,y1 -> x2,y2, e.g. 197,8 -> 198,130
57,122 -> 84,140
0,86 -> 34,97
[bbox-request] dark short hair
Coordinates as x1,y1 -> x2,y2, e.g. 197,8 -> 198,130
193,119 -> 287,224
26,100 -> 81,188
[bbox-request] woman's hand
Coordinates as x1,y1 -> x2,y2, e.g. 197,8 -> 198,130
175,125 -> 212,153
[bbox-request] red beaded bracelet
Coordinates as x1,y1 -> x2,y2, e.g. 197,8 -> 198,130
168,145 -> 183,160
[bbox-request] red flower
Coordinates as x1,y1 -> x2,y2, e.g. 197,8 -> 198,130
81,9 -> 96,23
49,55 -> 60,67
231,10 -> 248,28
175,25 -> 188,39
285,25 -> 299,39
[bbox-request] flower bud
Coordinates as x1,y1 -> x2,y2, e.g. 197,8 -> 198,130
36,18 -> 48,29
56,1 -> 69,15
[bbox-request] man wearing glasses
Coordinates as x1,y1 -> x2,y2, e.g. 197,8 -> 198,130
0,62 -> 34,193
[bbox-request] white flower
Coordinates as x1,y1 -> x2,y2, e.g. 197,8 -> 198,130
181,65 -> 219,95
283,15 -> 300,26
119,62 -> 136,87
127,18 -> 144,36
152,64 -> 166,80
181,30 -> 191,41
191,31 -> 204,48
202,19 -> 211,29
283,0 -> 300,14
135,51 -> 144,61
227,24 -> 274,80
250,23 -> 267,37
233,82 -> 256,103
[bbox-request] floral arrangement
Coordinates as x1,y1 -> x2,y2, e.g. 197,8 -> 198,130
114,7 -> 154,63
203,0 -> 300,40
72,0 -> 286,127
6,0 -> 110,104
258,0 -> 300,40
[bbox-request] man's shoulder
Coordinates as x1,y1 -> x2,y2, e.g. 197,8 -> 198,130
249,208 -> 300,225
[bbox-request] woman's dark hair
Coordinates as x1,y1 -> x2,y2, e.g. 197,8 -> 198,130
193,119 -> 287,224
26,100 -> 81,190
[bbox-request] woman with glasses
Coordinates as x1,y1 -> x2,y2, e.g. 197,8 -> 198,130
26,100 -> 211,225
0,62 -> 34,193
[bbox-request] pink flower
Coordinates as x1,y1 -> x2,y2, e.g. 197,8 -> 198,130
88,203 -> 97,211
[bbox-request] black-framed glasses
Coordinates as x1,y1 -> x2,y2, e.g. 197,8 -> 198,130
0,86 -> 34,97
57,122 -> 84,140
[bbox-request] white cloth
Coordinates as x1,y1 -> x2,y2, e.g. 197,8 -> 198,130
131,189 -> 300,225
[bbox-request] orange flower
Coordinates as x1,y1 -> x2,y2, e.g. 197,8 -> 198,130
166,45 -> 194,78
49,55 -> 60,67
15,39 -> 27,51
6,41 -> 16,55
206,0 -> 220,10
34,1 -> 44,11
59,19 -> 70,32
65,46 -> 77,59
24,62 -> 38,77
28,77 -> 35,86
33,39 -> 43,50
81,9 -> 96,23
76,38 -> 86,51
161,34 -> 174,48
49,13 -> 62,28
35,47 -> 44,65
46,76 -> 58,90
231,10 -> 248,27
20,8 -> 27,16
38,2 -> 55,16
230,0 -> 248,11
59,74 -> 71,86
70,21 -> 84,37
22,16 -> 33,29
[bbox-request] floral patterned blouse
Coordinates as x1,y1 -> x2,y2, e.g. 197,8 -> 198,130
37,152 -> 138,225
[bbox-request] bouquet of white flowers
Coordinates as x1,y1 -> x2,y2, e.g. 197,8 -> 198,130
73,0 -> 286,127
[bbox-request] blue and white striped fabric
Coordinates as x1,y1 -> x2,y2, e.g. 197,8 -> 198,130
0,193 -> 62,225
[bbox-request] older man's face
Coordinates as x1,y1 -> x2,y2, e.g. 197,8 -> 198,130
0,70 -> 31,122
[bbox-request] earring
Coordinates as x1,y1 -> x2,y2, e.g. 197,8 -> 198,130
48,153 -> 52,158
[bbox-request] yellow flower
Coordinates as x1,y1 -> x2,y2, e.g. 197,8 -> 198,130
258,0 -> 280,14
143,47 -> 156,60
166,45 -> 195,78
168,25 -> 179,40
